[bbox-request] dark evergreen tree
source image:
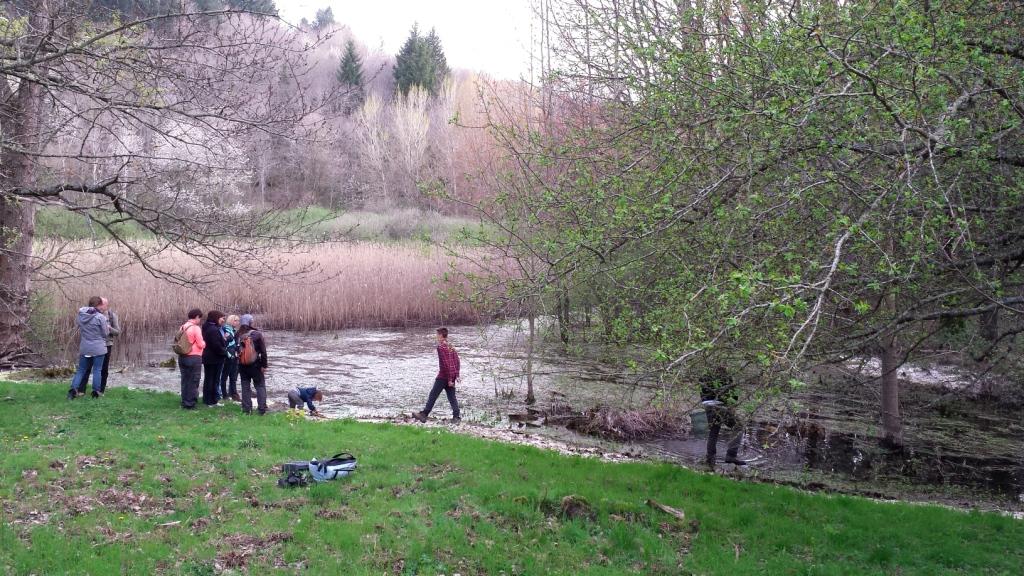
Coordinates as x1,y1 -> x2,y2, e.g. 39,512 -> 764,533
314,6 -> 335,30
425,28 -> 449,87
393,24 -> 449,97
228,0 -> 277,14
336,39 -> 365,114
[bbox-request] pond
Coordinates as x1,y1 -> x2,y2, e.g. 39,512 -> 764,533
97,324 -> 1023,508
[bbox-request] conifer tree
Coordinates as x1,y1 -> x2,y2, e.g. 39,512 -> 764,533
336,39 -> 364,114
393,24 -> 449,97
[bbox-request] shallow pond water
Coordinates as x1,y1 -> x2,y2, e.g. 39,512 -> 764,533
107,324 -> 650,421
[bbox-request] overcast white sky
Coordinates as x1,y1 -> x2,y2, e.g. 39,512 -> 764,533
278,0 -> 534,80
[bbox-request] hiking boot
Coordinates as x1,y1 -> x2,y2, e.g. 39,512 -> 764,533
451,417 -> 462,425
413,411 -> 427,423
724,456 -> 747,465
704,457 -> 716,470
91,390 -> 102,398
67,389 -> 77,400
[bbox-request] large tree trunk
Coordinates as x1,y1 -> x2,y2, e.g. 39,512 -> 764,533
879,332 -> 903,448
0,198 -> 36,367
0,3 -> 48,367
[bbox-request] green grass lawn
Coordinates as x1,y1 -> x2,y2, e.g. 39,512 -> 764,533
0,381 -> 1020,575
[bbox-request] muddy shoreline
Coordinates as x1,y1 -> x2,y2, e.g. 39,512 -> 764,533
318,413 -> 1022,519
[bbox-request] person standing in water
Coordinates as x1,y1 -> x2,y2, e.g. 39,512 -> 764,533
700,366 -> 747,468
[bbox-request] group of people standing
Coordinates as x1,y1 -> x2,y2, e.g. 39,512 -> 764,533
65,298 -> 461,425
175,310 -> 269,414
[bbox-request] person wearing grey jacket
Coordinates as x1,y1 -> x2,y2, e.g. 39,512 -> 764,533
67,296 -> 110,399
77,297 -> 120,395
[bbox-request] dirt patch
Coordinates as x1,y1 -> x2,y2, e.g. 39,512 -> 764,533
317,506 -> 355,520
215,532 -> 293,570
75,453 -> 118,470
60,487 -> 175,518
3,500 -> 52,529
190,516 -> 211,534
249,497 -> 309,511
558,495 -> 595,521
445,497 -> 482,522
94,524 -> 134,547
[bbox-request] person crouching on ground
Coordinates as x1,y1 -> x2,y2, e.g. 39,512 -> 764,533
178,309 -> 205,409
220,314 -> 240,402
201,310 -> 227,406
288,387 -> 324,417
237,314 -> 269,415
67,296 -> 110,399
413,327 -> 461,424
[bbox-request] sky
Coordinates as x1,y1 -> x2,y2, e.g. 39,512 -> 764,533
277,0 -> 534,80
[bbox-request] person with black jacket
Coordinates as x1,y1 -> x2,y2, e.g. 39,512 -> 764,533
237,314 -> 268,415
201,310 -> 227,406
700,366 -> 747,468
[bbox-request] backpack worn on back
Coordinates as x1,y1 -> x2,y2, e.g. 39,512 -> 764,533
172,326 -> 192,356
238,332 -> 258,366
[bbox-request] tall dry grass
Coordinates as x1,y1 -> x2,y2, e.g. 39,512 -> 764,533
31,241 -> 479,355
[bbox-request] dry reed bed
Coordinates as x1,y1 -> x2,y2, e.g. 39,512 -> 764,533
33,242 -> 479,341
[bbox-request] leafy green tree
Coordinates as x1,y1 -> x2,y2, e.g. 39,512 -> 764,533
449,0 -> 1024,445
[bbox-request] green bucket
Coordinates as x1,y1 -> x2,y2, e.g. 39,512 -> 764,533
689,409 -> 708,437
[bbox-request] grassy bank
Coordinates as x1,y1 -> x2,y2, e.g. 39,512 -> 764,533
0,382 -> 1021,575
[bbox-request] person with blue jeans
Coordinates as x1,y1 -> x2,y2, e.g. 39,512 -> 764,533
67,296 -> 110,399
76,297 -> 120,396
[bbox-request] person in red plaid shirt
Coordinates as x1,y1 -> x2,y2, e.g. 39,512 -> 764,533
414,327 -> 461,423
